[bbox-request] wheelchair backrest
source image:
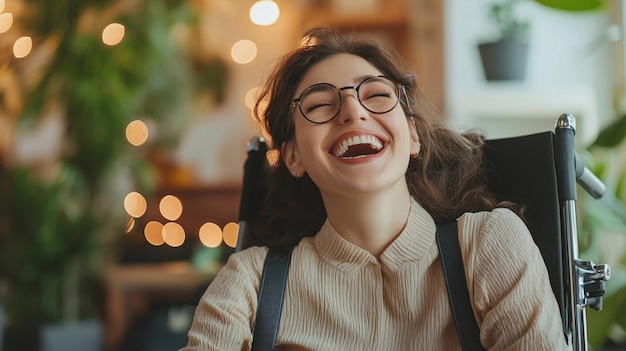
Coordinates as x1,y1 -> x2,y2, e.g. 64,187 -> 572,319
484,131 -> 566,331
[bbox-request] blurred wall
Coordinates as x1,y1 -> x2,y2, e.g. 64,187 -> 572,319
445,0 -> 615,146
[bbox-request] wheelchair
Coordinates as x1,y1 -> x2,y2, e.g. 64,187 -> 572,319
235,113 -> 610,351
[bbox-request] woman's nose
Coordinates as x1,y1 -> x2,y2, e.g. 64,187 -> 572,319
337,92 -> 368,124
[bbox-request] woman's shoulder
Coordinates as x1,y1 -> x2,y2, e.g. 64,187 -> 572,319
457,208 -> 534,260
459,207 -> 527,236
219,245 -> 269,279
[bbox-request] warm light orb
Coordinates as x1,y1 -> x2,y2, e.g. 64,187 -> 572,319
223,222 -> 240,248
0,0 -> 5,13
266,149 -> 280,167
199,222 -> 223,248
125,216 -> 135,233
244,87 -> 261,110
249,0 -> 280,26
144,221 -> 165,246
163,222 -> 185,247
0,12 -> 13,33
126,119 -> 149,146
231,40 -> 257,64
159,195 -> 183,221
102,23 -> 125,46
124,191 -> 147,218
13,36 -> 32,59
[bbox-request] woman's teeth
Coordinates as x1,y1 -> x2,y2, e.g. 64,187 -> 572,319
333,135 -> 383,158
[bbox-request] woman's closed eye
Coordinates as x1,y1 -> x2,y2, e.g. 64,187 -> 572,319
361,88 -> 394,101
302,94 -> 338,113
303,99 -> 338,114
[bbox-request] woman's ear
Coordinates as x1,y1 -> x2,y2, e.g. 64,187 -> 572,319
281,141 -> 306,177
409,119 -> 421,158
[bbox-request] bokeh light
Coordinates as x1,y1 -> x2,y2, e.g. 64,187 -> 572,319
266,149 -> 280,167
163,222 -> 185,247
231,39 -> 257,64
102,23 -> 125,46
244,87 -> 260,110
249,0 -> 280,26
144,221 -> 165,246
125,216 -> 135,233
0,12 -> 13,33
199,222 -> 223,248
159,195 -> 183,221
126,120 -> 149,146
223,222 -> 240,248
13,36 -> 32,59
124,191 -> 147,218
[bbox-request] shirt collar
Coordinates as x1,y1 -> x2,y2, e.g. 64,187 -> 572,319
313,199 -> 437,274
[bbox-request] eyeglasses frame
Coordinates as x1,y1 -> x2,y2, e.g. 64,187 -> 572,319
290,75 -> 406,125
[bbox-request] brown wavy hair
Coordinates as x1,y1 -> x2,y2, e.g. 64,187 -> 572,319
247,27 -> 515,248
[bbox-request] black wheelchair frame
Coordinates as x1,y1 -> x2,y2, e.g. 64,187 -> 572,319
235,113 -> 610,351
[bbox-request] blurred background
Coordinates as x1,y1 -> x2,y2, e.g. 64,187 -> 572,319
1,0 -> 626,350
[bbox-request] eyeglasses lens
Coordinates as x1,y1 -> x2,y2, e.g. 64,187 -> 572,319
298,77 -> 399,124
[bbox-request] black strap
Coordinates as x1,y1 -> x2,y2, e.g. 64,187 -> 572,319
436,221 -> 485,351
251,246 -> 293,351
252,223 -> 483,351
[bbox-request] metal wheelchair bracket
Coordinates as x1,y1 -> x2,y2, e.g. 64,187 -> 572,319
556,114 -> 611,351
576,260 -> 610,311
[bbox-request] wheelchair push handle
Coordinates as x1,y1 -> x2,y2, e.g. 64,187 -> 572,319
574,153 -> 606,200
555,113 -> 606,200
236,136 -> 268,252
555,114 -> 578,202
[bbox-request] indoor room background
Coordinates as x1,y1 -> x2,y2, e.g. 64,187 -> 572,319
1,0 -> 625,350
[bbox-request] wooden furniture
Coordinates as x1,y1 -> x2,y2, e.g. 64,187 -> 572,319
103,260 -> 221,350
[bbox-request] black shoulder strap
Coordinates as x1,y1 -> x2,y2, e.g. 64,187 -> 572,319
252,224 -> 483,351
251,246 -> 293,351
436,221 -> 485,351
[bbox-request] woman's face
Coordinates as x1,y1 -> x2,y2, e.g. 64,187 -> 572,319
282,53 -> 420,198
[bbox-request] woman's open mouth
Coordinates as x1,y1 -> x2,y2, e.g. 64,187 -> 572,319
331,135 -> 384,159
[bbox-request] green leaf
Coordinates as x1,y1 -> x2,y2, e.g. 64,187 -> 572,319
535,0 -> 607,12
591,114 -> 626,148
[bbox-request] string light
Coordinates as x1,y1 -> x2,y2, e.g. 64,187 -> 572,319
126,120 -> 149,146
0,12 -> 13,33
13,36 -> 32,58
199,222 -> 223,248
125,216 -> 136,233
163,222 -> 185,247
222,222 -> 239,248
244,87 -> 261,110
159,195 -> 183,221
231,39 -> 257,64
124,191 -> 147,218
102,23 -> 125,46
145,221 -> 165,246
249,0 -> 280,26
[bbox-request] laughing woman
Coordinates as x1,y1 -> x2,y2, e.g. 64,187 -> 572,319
181,27 -> 569,351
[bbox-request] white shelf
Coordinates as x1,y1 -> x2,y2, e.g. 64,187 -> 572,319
448,84 -> 599,147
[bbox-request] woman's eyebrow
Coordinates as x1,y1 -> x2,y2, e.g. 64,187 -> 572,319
353,74 -> 376,85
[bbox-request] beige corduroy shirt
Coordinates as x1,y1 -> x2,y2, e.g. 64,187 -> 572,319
182,201 -> 569,351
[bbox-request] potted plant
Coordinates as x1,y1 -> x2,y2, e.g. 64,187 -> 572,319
478,0 -> 530,80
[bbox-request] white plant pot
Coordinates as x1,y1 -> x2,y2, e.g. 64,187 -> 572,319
40,320 -> 102,351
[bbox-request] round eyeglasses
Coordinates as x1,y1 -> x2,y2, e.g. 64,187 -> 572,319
291,75 -> 403,124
